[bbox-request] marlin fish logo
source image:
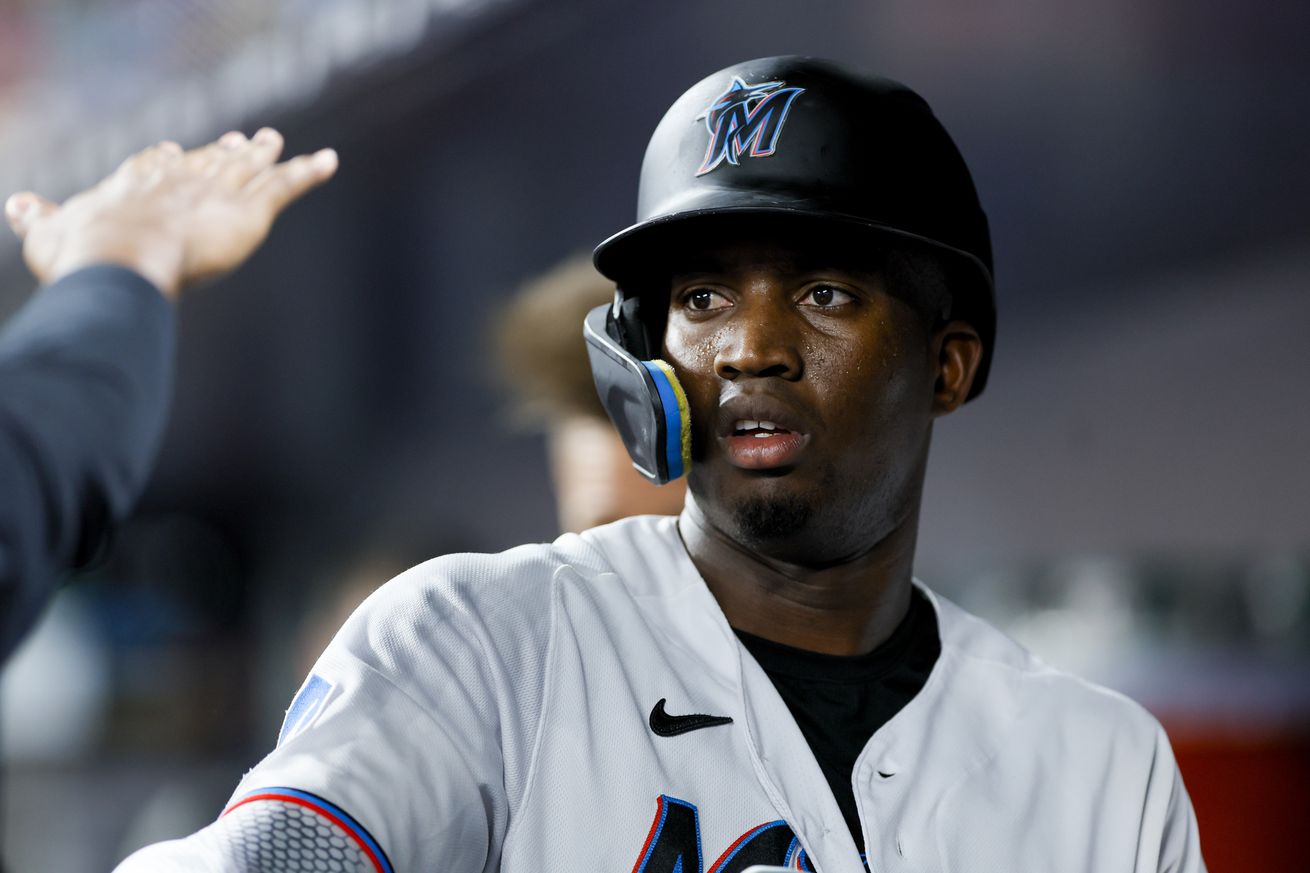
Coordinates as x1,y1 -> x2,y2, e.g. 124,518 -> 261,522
696,76 -> 805,176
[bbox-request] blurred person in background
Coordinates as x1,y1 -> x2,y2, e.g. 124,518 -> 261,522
492,253 -> 687,532
0,129 -> 337,663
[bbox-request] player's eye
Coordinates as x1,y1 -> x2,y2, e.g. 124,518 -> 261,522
682,287 -> 731,311
798,284 -> 855,308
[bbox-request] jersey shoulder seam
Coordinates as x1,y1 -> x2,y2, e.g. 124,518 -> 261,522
503,559 -> 568,826
325,646 -> 476,747
938,629 -> 1164,739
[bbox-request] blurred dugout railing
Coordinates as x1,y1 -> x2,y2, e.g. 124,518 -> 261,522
0,0 -> 521,268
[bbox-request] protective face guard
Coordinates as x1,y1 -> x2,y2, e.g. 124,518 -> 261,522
583,303 -> 690,485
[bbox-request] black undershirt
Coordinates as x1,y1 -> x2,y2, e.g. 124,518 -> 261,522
733,588 -> 940,855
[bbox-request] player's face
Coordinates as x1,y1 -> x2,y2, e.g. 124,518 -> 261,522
661,229 -> 941,563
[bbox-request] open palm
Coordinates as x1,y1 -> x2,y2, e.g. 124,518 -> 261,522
6,128 -> 337,298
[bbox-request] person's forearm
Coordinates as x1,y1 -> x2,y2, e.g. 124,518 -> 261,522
0,127 -> 335,661
0,265 -> 174,658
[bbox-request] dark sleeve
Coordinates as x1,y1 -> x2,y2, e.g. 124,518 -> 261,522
0,264 -> 176,660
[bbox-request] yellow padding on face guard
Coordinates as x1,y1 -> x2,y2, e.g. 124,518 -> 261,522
646,359 -> 692,479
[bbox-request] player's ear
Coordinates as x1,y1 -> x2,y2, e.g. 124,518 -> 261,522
931,320 -> 983,417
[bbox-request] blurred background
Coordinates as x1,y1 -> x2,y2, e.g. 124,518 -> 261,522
1,0 -> 1308,870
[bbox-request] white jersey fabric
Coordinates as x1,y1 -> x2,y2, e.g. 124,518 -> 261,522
128,514 -> 1204,873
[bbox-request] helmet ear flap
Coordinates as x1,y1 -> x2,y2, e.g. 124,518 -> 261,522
614,289 -> 661,361
584,303 -> 691,485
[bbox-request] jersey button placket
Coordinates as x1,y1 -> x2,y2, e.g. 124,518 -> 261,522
859,757 -> 905,870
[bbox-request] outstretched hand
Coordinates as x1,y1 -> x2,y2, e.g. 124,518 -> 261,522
4,128 -> 337,299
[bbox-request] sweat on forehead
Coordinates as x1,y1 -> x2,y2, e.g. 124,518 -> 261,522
647,221 -> 955,326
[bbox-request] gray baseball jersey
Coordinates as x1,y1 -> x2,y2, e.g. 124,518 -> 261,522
116,514 -> 1204,873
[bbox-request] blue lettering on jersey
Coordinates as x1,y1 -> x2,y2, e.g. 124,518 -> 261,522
277,673 -> 335,747
696,77 -> 805,176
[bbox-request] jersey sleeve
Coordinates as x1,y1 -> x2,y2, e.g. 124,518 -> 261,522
224,649 -> 488,872
114,549 -> 562,873
113,794 -> 386,873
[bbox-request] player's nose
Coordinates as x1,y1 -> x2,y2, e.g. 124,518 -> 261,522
713,293 -> 803,382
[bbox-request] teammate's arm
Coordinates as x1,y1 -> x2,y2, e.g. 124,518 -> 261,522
0,130 -> 336,660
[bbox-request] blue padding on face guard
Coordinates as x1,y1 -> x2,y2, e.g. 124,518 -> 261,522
641,360 -> 689,481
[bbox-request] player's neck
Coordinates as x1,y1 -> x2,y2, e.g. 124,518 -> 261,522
677,498 -> 919,657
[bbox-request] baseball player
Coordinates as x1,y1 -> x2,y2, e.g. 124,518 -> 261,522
116,57 -> 1204,873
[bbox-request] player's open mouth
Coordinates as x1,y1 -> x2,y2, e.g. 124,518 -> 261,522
732,419 -> 785,437
722,418 -> 809,469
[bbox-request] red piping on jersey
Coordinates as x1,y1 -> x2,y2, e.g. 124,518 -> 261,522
224,792 -> 387,873
709,820 -> 774,873
631,795 -> 668,873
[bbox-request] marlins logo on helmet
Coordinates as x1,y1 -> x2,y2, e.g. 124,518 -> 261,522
696,77 -> 804,175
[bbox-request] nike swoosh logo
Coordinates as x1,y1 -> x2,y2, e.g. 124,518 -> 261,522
648,698 -> 734,737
